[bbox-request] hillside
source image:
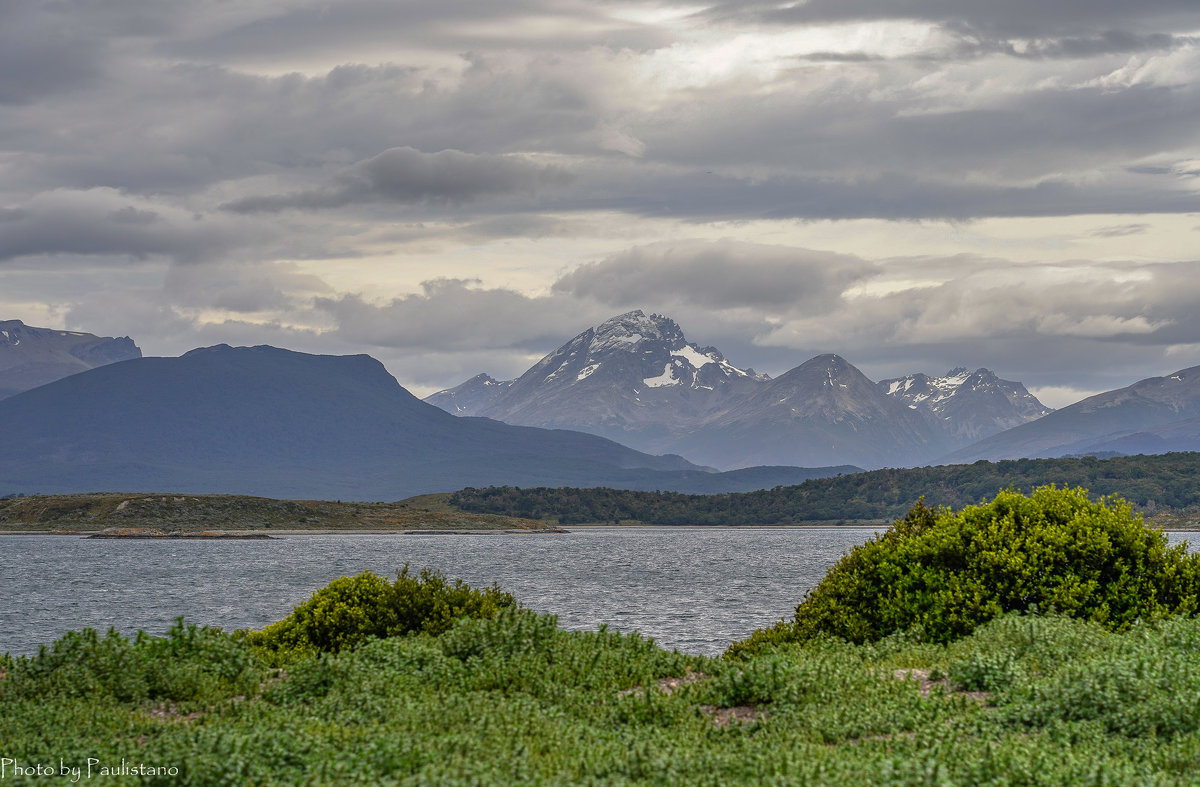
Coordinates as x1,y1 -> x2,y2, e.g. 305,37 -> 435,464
0,492 -> 551,533
0,320 -> 141,399
448,453 -> 1200,526
946,364 -> 1200,462
0,344 -> 862,500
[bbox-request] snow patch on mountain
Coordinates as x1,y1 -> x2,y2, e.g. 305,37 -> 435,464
644,362 -> 681,388
576,363 -> 601,381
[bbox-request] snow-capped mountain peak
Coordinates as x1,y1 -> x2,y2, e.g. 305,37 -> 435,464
424,311 -> 764,446
424,314 -> 1056,468
522,310 -> 754,393
879,367 -> 1052,440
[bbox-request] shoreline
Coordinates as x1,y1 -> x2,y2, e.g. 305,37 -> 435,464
6,526 -> 1198,535
5,521 -> 1198,535
0,527 -> 570,536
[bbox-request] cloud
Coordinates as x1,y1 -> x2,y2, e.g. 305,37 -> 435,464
163,261 -> 332,314
313,278 -> 605,351
702,0 -> 1200,38
1092,223 -> 1151,237
0,5 -> 104,105
1004,32 -> 1189,60
164,0 -> 670,63
2,0 -> 1199,405
0,189 -> 264,263
223,147 -> 573,212
554,240 -> 875,310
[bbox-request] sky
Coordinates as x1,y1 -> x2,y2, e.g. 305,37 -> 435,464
1,1 -> 1198,408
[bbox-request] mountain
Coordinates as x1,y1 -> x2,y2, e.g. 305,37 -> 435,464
0,320 -> 141,399
0,344 -> 847,500
428,373 -> 512,415
426,310 -> 763,451
944,365 -> 1200,462
664,354 -> 953,469
427,311 -> 1005,469
879,367 -> 1052,442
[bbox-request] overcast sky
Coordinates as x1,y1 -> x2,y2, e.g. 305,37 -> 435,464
2,1 -> 1198,407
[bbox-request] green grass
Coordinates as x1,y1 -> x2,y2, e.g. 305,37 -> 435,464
6,597 -> 1200,783
0,492 -> 553,533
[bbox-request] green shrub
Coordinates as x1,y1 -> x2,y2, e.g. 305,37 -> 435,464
251,566 -> 517,653
0,619 -> 257,704
729,487 -> 1200,655
948,651 -> 1024,693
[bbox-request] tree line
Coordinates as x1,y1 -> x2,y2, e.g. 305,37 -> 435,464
448,453 -> 1200,525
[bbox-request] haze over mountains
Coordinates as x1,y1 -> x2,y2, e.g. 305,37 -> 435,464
0,344 -> 851,501
0,320 -> 140,400
428,311 -> 1053,469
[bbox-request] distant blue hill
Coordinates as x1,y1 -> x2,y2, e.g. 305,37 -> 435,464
0,345 -> 852,501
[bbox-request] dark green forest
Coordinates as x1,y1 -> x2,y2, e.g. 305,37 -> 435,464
449,453 -> 1200,525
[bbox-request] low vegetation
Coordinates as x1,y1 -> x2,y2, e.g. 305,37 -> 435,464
0,492 -> 550,533
250,566 -> 517,654
729,487 -> 1200,656
4,490 -> 1200,784
449,451 -> 1200,525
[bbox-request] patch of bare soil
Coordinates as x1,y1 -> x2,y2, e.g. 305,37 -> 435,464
699,705 -> 764,726
144,703 -> 202,723
618,667 -> 710,698
892,668 -> 992,703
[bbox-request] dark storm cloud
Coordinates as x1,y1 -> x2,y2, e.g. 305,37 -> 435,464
223,147 -> 572,213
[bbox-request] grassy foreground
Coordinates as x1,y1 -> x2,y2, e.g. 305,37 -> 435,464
5,488 -> 1200,785
5,607 -> 1200,784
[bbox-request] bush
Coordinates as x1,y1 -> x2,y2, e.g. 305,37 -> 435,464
0,620 -> 257,704
729,486 -> 1200,655
251,566 -> 517,653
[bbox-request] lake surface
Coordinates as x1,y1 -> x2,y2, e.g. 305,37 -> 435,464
2,528 -> 1196,657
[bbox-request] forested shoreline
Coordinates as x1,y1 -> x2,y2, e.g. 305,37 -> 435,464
450,452 -> 1200,524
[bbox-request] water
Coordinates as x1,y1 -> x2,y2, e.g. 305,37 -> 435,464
1,529 -> 1195,657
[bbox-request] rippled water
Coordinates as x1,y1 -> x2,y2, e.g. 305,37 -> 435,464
2,529 -> 1195,657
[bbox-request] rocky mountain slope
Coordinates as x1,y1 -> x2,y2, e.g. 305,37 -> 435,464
945,364 -> 1200,462
427,311 -> 763,450
0,320 -> 141,399
879,367 -> 1052,442
664,354 -> 954,469
428,311 -> 1048,470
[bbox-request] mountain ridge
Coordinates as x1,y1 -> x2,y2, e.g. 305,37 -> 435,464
0,319 -> 141,399
945,365 -> 1200,462
0,343 -> 852,500
427,311 -> 1050,470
